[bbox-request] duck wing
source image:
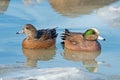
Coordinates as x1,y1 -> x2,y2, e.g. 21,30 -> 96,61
61,29 -> 83,42
37,28 -> 58,40
36,29 -> 45,39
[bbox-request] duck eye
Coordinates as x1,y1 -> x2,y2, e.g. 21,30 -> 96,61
26,26 -> 30,29
92,31 -> 96,34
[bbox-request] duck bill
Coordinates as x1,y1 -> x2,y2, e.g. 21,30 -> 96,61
16,30 -> 24,34
98,36 -> 106,41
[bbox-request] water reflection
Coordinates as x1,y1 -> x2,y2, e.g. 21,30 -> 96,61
63,48 -> 101,72
22,47 -> 56,67
0,0 -> 10,14
49,0 -> 117,17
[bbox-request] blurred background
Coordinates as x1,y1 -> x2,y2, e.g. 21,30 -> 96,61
0,0 -> 120,79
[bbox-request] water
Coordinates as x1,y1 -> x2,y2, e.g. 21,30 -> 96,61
0,0 -> 120,79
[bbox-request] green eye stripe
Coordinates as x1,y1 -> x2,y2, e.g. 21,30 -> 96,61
84,29 -> 95,37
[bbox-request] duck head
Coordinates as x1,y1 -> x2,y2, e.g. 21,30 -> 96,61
83,28 -> 105,41
16,24 -> 37,39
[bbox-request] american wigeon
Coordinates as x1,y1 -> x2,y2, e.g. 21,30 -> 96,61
61,28 -> 105,51
16,24 -> 58,49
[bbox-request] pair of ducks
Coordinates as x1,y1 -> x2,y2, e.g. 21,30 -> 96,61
16,24 -> 105,51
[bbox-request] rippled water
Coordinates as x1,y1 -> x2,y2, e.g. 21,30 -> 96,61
0,0 -> 120,79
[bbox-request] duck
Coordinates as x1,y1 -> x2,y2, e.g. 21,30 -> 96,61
16,24 -> 58,49
61,28 -> 105,51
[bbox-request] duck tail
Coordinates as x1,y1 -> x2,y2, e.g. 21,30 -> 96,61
61,29 -> 70,40
65,29 -> 70,33
50,27 -> 58,39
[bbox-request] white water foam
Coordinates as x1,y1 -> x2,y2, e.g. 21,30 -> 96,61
0,64 -> 108,80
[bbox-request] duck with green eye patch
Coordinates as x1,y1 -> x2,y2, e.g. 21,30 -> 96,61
83,28 -> 105,41
61,28 -> 105,51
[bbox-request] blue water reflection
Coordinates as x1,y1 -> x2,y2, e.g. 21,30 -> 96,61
0,0 -> 120,77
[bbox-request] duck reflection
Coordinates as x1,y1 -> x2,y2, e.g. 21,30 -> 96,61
0,0 -> 10,14
49,0 -> 117,17
63,48 -> 101,72
22,47 -> 56,67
